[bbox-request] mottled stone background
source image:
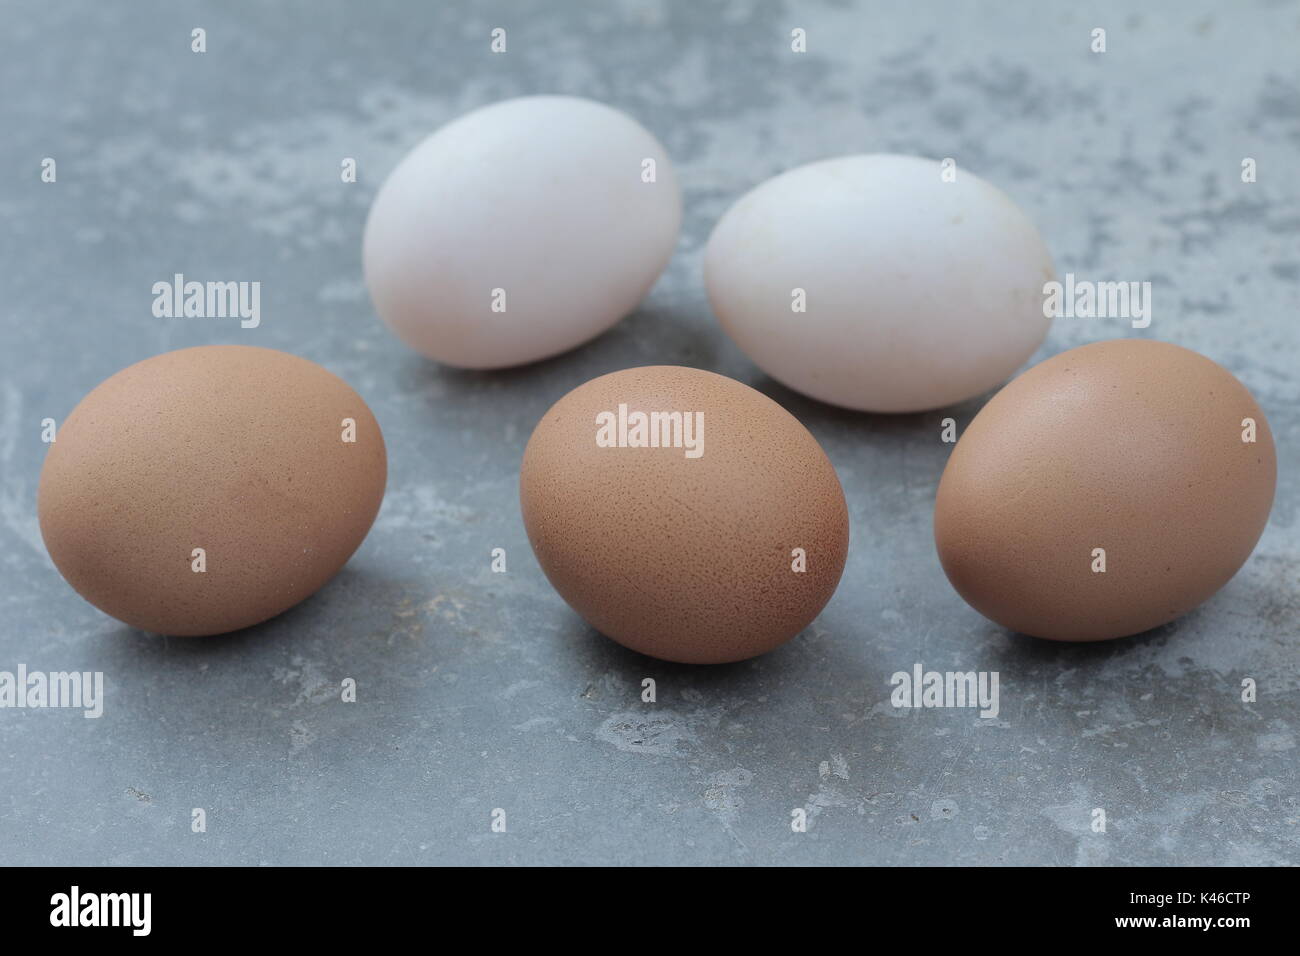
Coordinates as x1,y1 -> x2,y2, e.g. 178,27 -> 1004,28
1,0 -> 1296,865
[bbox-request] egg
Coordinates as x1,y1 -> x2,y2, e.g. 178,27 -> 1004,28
934,339 -> 1276,641
520,366 -> 849,664
38,346 -> 387,636
363,95 -> 682,369
704,153 -> 1055,412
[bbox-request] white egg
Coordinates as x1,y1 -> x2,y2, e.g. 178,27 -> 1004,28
364,96 -> 681,369
704,154 -> 1055,412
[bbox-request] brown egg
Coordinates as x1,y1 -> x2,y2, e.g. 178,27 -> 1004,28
520,366 -> 849,664
38,346 -> 387,636
934,339 -> 1276,641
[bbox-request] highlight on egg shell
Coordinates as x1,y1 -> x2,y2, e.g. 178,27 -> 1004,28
37,346 -> 388,637
519,366 -> 850,664
933,339 -> 1277,642
704,153 -> 1056,412
363,95 -> 682,369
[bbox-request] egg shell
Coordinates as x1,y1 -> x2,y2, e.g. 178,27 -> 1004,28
704,153 -> 1055,412
37,346 -> 387,636
520,366 -> 849,664
934,339 -> 1276,641
364,95 -> 682,369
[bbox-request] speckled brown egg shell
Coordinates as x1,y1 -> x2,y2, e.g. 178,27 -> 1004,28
934,339 -> 1276,641
37,345 -> 387,636
520,365 -> 850,664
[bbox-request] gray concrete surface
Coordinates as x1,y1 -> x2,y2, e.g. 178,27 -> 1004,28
1,0 -> 1296,866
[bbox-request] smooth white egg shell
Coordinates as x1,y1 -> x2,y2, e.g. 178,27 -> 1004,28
704,154 -> 1055,412
364,96 -> 682,369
